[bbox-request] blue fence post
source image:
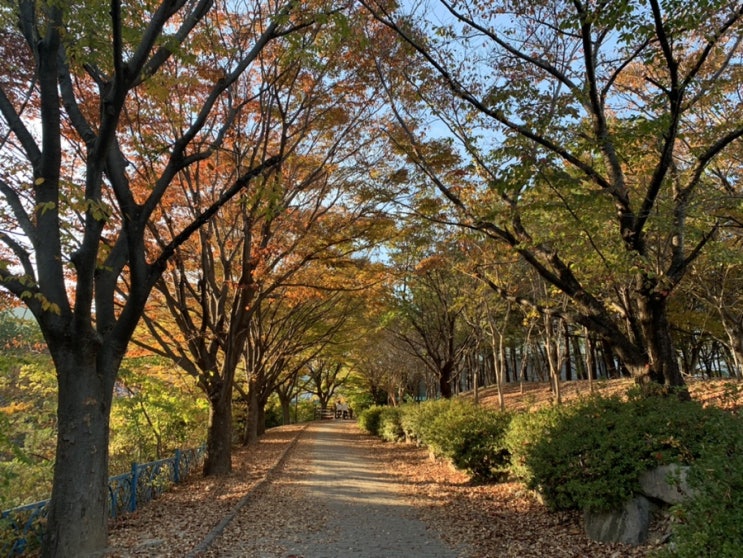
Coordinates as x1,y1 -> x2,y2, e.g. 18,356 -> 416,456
110,484 -> 118,520
129,462 -> 138,513
174,449 -> 182,484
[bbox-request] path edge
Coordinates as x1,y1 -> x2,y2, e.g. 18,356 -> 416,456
185,423 -> 310,557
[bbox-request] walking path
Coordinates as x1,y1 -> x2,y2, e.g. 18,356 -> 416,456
199,421 -> 463,557
107,419 -> 649,557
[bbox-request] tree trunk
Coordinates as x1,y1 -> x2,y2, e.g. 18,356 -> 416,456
473,353 -> 479,404
279,393 -> 292,425
601,339 -> 619,379
257,403 -> 266,437
490,333 -> 506,411
721,315 -> 743,380
244,383 -> 260,445
439,361 -> 453,398
584,327 -> 596,394
636,291 -> 688,397
43,349 -> 113,558
563,320 -> 572,382
544,315 -> 563,405
571,332 -> 586,381
203,386 -> 233,476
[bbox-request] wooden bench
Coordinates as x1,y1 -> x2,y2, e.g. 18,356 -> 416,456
315,408 -> 336,420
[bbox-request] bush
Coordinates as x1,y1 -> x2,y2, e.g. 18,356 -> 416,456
445,404 -> 511,482
520,393 -> 739,513
358,405 -> 385,436
653,409 -> 743,558
399,399 -> 450,444
402,399 -> 511,481
504,404 -> 568,484
378,407 -> 405,442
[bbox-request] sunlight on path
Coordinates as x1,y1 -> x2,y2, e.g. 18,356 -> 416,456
284,421 -> 460,558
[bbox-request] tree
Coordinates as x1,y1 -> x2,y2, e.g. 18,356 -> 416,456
239,286 -> 352,442
109,355 -> 208,470
387,239 -> 477,398
363,0 -> 743,395
137,10 -> 392,471
307,357 -> 350,410
0,1 -> 297,554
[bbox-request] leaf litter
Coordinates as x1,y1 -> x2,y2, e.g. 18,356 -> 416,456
104,420 -> 658,557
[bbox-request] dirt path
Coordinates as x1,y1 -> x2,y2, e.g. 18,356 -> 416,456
199,421 -> 463,557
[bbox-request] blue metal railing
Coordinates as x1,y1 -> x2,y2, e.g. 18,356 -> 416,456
0,445 -> 205,556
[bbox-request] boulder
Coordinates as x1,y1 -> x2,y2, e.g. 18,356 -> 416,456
639,464 -> 694,505
584,495 -> 651,545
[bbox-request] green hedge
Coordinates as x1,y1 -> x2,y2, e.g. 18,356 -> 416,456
358,405 -> 385,436
365,399 -> 512,482
515,394 -> 739,513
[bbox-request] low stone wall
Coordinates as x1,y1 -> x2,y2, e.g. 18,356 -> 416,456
583,464 -> 694,545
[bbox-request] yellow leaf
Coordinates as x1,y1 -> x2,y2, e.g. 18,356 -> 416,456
34,177 -> 45,185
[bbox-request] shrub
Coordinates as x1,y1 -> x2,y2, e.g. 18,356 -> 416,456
409,399 -> 511,481
399,399 -> 450,444
358,405 -> 385,436
520,393 -> 739,513
504,404 -> 568,484
653,410 -> 743,558
447,405 -> 511,482
378,407 -> 405,442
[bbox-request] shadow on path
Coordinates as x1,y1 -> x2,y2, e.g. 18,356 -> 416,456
285,421 -> 460,558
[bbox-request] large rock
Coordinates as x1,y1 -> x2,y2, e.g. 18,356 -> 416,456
639,464 -> 694,505
584,495 -> 651,545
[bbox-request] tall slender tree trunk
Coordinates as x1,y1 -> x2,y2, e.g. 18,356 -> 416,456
571,333 -> 586,381
490,333 -> 506,411
544,315 -> 563,405
601,339 -> 619,379
563,320 -> 572,382
720,314 -> 743,380
584,327 -> 596,394
257,402 -> 267,437
278,393 -> 293,425
43,347 -> 114,558
244,382 -> 260,445
473,351 -> 479,404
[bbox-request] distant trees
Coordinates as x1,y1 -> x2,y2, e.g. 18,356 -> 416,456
386,239 -> 477,398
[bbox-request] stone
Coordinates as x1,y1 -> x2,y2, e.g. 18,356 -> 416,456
639,464 -> 694,505
584,495 -> 651,545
